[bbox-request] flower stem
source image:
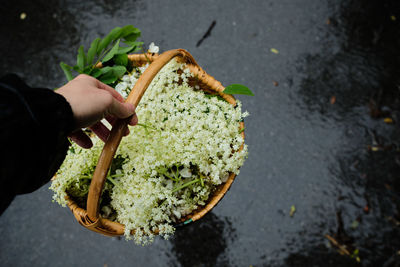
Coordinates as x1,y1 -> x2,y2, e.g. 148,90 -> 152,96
107,176 -> 116,186
136,123 -> 158,131
90,44 -> 114,71
109,173 -> 124,178
172,178 -> 200,193
200,177 -> 204,187
164,172 -> 179,182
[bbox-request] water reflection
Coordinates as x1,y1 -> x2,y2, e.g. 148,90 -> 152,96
0,0 -> 82,87
283,245 -> 359,267
0,0 -> 144,88
170,212 -> 235,267
93,0 -> 144,17
296,0 -> 400,121
291,0 -> 400,265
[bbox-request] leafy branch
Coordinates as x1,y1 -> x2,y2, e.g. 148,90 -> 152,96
60,25 -> 143,86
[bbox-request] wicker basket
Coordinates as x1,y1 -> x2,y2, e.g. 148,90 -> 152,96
65,49 -> 245,236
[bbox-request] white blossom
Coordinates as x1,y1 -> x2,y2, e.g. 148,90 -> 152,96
179,167 -> 192,178
148,42 -> 159,53
50,56 -> 248,245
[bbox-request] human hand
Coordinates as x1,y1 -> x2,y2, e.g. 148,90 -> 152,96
56,74 -> 138,148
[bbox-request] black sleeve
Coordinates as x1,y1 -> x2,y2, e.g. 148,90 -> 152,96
0,74 -> 74,214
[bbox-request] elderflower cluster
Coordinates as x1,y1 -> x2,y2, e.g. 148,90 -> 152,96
50,57 -> 248,245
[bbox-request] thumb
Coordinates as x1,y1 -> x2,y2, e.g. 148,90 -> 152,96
107,98 -> 136,119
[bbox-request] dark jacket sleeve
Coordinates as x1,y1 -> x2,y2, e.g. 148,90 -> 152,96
0,74 -> 74,214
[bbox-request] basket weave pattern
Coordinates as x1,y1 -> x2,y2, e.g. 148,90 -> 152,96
65,49 -> 245,236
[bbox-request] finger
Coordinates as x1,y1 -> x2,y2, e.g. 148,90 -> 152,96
123,125 -> 130,136
128,113 -> 138,126
89,121 -> 110,143
96,80 -> 125,103
105,115 -> 130,136
107,99 -> 136,119
69,130 -> 93,149
105,115 -> 116,127
108,112 -> 137,126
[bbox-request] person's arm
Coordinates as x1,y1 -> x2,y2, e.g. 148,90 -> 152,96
0,74 -> 137,214
0,74 -> 74,213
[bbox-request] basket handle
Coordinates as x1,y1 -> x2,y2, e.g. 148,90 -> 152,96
86,49 -> 198,222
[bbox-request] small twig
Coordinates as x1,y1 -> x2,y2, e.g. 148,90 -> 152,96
325,234 -> 351,256
196,20 -> 217,47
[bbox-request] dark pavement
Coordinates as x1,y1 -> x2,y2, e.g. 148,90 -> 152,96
1,0 -> 400,266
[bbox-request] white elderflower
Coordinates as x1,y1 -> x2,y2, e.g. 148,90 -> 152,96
51,56 -> 249,245
148,42 -> 159,53
138,63 -> 149,74
115,81 -> 129,98
179,167 -> 192,178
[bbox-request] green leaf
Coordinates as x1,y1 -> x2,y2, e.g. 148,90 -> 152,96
97,66 -> 126,84
111,65 -> 127,78
123,32 -> 141,41
87,38 -> 100,64
102,39 -> 120,63
98,37 -> 112,55
90,66 -> 112,78
77,45 -> 86,71
82,66 -> 93,75
109,27 -> 123,39
90,68 -> 102,78
124,41 -> 143,50
97,27 -> 122,54
116,46 -> 135,55
120,25 -> 140,39
97,66 -> 112,76
120,25 -> 135,35
99,72 -> 118,84
100,66 -> 112,72
114,54 -> 128,66
121,26 -> 141,42
60,26 -> 139,84
60,62 -> 73,81
223,84 -> 254,96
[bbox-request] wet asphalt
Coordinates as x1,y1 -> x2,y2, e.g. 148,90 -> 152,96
1,0 -> 400,266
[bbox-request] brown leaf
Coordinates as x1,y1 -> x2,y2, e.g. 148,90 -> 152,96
363,205 -> 369,213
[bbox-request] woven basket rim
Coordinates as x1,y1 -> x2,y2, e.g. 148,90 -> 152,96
64,50 -> 245,236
